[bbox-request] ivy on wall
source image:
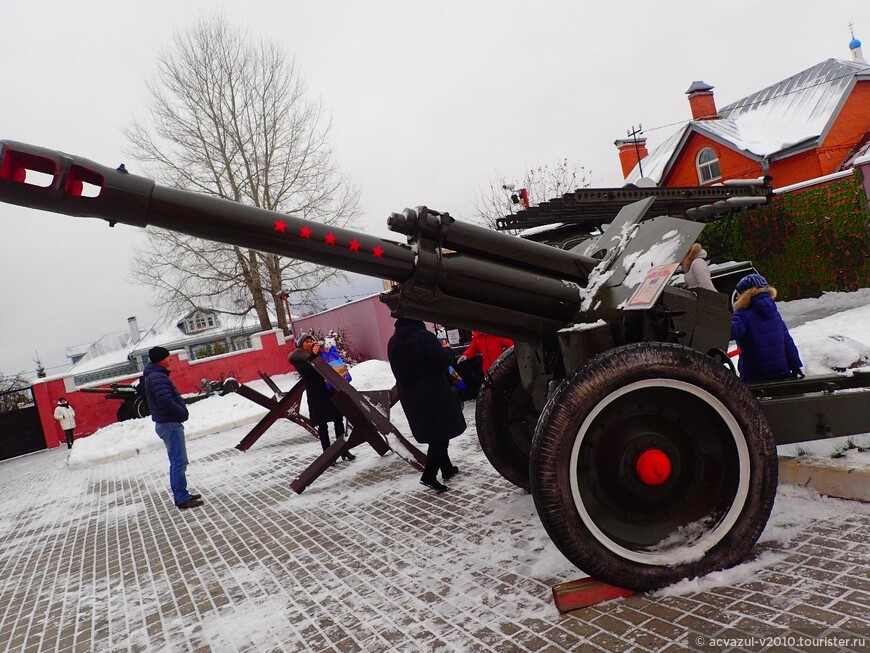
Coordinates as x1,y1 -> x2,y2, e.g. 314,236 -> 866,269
704,171 -> 870,300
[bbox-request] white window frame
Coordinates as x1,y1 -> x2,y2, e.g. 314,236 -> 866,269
696,147 -> 722,184
183,311 -> 218,334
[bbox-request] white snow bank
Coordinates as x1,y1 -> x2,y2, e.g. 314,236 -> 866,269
68,362 -> 398,469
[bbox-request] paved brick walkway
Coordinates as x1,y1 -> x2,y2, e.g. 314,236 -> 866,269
1,418 -> 869,652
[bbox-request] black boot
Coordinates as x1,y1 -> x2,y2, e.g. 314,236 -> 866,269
420,477 -> 449,493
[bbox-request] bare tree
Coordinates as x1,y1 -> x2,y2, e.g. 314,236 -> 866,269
0,373 -> 31,414
125,14 -> 361,332
470,159 -> 590,231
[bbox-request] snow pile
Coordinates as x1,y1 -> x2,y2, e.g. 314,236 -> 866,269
68,363 -> 398,469
346,359 -> 395,390
790,303 -> 870,375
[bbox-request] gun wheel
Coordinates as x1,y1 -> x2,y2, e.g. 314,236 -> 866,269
132,396 -> 150,419
531,343 -> 777,591
476,347 -> 537,491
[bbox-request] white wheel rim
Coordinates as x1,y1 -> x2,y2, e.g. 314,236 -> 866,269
568,378 -> 751,566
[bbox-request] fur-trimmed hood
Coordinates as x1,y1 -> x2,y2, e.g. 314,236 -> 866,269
733,285 -> 777,311
681,243 -> 707,271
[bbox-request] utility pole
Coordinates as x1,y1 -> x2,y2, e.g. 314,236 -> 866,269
279,291 -> 295,338
627,124 -> 645,178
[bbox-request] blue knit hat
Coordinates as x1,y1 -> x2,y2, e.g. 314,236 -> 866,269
735,273 -> 769,294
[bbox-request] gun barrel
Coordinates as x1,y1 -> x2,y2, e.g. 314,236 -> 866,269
0,140 -> 416,282
387,207 -> 596,283
148,186 -> 416,281
0,140 -> 592,339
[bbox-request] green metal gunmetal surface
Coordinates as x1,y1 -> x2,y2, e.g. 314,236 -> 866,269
751,372 -> 870,444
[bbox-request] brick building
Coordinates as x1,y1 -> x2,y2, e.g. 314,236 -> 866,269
616,34 -> 870,189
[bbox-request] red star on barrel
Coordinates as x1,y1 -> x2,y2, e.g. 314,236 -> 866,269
348,239 -> 361,252
372,245 -> 384,258
299,225 -> 312,239
274,220 -> 287,233
325,233 -> 337,246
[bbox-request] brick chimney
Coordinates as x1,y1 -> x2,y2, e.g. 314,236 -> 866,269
127,316 -> 140,343
614,137 -> 648,179
686,81 -> 718,120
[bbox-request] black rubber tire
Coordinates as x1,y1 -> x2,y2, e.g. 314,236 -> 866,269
709,348 -> 737,375
531,342 -> 778,591
475,348 -> 538,491
222,378 -> 241,394
132,396 -> 150,418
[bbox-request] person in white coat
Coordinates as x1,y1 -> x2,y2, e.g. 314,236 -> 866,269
53,398 -> 77,449
682,243 -> 717,292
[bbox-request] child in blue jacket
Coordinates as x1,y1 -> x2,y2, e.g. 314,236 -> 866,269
731,274 -> 803,382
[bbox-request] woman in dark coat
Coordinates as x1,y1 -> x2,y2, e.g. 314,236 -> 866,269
288,333 -> 355,461
731,273 -> 803,382
388,317 -> 467,492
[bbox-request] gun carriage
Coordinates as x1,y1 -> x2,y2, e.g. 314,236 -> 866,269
78,382 -> 150,422
3,140 -> 869,591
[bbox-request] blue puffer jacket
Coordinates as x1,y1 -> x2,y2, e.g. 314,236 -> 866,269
143,362 -> 189,423
731,288 -> 802,382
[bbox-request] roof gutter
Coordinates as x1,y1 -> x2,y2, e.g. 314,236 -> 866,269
773,168 -> 855,194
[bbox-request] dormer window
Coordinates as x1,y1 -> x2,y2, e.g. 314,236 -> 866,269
181,310 -> 218,334
696,148 -> 721,184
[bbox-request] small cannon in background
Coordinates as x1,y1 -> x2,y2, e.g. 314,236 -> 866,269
2,139 -> 869,591
79,382 -> 149,422
80,376 -> 221,422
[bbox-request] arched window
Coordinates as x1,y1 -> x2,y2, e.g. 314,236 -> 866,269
696,148 -> 721,184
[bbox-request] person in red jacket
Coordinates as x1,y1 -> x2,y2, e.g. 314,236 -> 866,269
457,332 -> 514,374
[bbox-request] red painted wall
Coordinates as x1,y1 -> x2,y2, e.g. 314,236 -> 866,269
33,329 -> 295,448
769,150 -> 824,186
294,294 -> 395,361
663,133 -> 762,186
816,83 -> 870,176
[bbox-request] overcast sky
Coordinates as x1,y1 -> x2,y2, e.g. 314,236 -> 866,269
1,0 -> 866,377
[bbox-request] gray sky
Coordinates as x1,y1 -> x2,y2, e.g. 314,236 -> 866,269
1,0 -> 866,377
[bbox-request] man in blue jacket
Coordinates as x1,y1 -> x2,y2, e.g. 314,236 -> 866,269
731,274 -> 803,383
143,346 -> 203,510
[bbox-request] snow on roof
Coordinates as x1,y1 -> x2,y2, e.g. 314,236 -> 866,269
64,342 -> 92,358
626,128 -> 687,185
67,330 -> 139,375
628,59 -> 870,184
131,309 -> 268,355
67,306 -> 270,377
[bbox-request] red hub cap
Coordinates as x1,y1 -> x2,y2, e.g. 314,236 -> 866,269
635,448 -> 672,486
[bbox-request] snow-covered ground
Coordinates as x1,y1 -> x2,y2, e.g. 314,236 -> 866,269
2,290 -> 870,651
60,289 -> 870,590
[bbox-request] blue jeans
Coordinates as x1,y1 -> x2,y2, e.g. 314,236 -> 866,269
155,422 -> 191,504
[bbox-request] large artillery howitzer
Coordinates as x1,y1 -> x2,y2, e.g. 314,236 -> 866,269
3,139 -> 870,592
